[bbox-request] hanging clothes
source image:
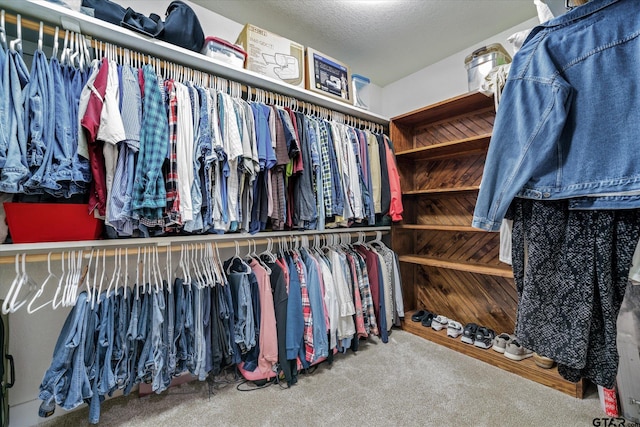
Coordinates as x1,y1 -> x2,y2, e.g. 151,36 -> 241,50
508,198 -> 640,389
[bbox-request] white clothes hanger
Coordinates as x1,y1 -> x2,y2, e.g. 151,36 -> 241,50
0,10 -> 7,50
8,254 -> 37,313
9,14 -> 21,52
2,254 -> 23,314
27,253 -> 58,314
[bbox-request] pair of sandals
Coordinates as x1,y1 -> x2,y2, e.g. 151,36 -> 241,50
411,309 -> 449,331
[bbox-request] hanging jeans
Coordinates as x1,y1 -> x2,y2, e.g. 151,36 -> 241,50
0,48 -> 30,193
39,292 -> 91,416
508,198 -> 640,388
0,46 -> 8,168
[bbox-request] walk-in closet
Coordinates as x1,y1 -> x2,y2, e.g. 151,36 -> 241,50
0,1 -> 638,426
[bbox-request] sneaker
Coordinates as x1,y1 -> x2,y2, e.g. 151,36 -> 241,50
504,340 -> 534,361
461,323 -> 478,345
431,315 -> 449,331
533,353 -> 555,369
38,398 -> 56,418
492,333 -> 515,354
446,320 -> 463,338
473,326 -> 496,349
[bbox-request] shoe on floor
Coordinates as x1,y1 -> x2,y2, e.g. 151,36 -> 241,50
431,315 -> 449,331
473,326 -> 496,349
461,323 -> 478,344
411,309 -> 430,322
504,340 -> 533,361
421,311 -> 435,328
533,353 -> 555,369
492,333 -> 515,354
446,320 -> 463,338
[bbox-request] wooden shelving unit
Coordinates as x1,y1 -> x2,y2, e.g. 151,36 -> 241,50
390,91 -> 585,398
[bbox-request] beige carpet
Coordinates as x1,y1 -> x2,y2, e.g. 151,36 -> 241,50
39,330 -> 604,427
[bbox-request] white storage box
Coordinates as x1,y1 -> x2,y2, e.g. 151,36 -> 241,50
201,36 -> 247,68
236,24 -> 305,87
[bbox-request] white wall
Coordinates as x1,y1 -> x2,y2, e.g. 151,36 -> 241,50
380,17 -> 539,119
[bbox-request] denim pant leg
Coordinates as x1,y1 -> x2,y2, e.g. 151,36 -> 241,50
0,48 -> 9,168
150,290 -> 165,392
38,292 -> 89,412
162,283 -> 175,389
98,296 -> 116,396
123,294 -> 140,396
222,280 -> 240,364
61,299 -> 93,412
0,49 -> 30,193
203,286 -> 213,376
184,284 -> 196,374
137,292 -> 152,383
25,49 -> 50,171
109,290 -> 125,394
173,278 -> 187,373
69,66 -> 92,195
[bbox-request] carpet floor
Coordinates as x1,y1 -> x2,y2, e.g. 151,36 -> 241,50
39,329 -> 604,427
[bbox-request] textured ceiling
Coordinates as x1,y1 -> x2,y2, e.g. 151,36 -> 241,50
191,0 -> 537,86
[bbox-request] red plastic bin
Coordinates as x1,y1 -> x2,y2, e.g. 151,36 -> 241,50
3,203 -> 103,243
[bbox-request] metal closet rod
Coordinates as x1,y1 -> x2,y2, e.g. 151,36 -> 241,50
2,11 -> 387,132
0,227 -> 391,264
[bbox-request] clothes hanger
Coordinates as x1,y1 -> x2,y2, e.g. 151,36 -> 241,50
207,242 -> 224,284
37,21 -> 43,52
165,245 -> 172,292
0,10 -> 7,50
10,253 -> 37,313
106,248 -> 119,298
201,243 -> 214,286
9,14 -> 21,52
51,251 -> 67,310
213,242 -> 227,284
123,248 -> 129,300
158,246 -> 166,291
135,247 -> 141,300
27,253 -> 58,314
226,241 -> 251,275
63,250 -> 76,306
2,254 -> 23,314
69,250 -> 85,307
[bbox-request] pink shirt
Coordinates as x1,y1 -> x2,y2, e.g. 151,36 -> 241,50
250,259 -> 279,374
384,136 -> 404,222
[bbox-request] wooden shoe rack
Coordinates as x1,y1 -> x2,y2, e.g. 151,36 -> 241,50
390,92 -> 586,398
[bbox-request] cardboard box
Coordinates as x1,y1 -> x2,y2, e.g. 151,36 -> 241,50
236,24 -> 304,87
305,47 -> 351,104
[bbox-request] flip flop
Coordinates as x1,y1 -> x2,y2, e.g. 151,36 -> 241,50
421,311 -> 435,327
411,309 -> 429,322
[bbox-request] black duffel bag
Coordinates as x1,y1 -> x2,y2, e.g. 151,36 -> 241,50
82,0 -> 204,53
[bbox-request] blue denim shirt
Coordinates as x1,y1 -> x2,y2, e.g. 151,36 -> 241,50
473,0 -> 640,231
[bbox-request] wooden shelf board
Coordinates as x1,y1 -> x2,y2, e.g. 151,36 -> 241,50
403,186 -> 479,196
402,312 -> 585,398
396,133 -> 491,161
398,255 -> 513,278
391,92 -> 494,127
395,224 -> 480,232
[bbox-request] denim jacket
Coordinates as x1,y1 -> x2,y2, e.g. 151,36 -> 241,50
473,0 -> 640,231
